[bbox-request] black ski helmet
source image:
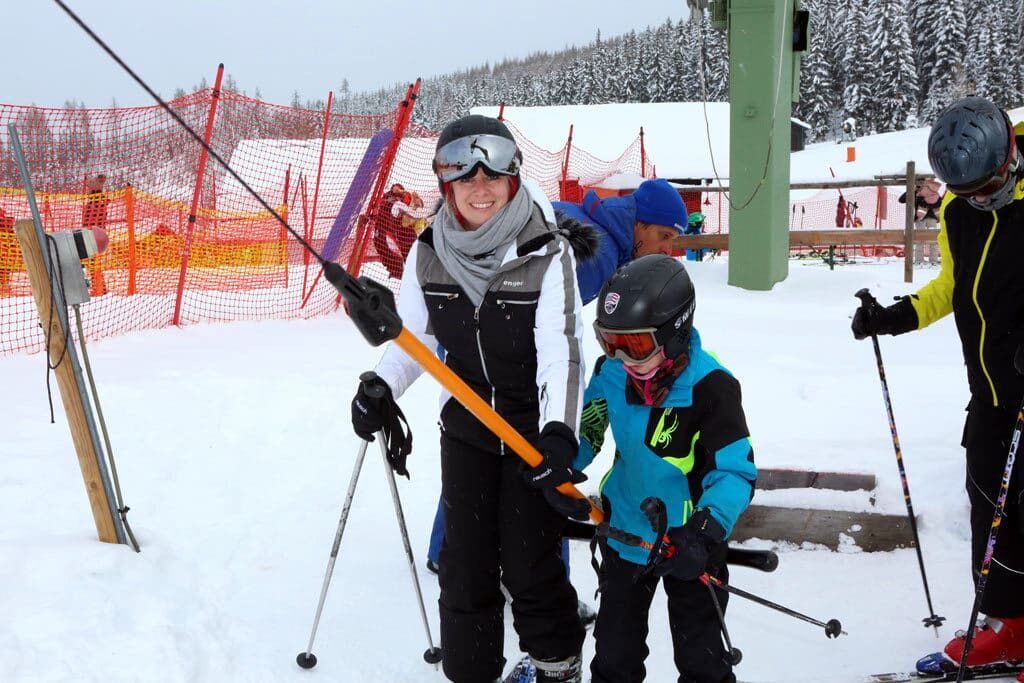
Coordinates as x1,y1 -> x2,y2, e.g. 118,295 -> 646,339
928,96 -> 1020,211
596,255 -> 696,360
432,115 -> 522,190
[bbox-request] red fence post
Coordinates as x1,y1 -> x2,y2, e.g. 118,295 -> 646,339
346,78 -> 421,278
282,164 -> 291,286
559,124 -> 574,201
639,126 -> 646,178
125,185 -> 136,295
171,64 -> 224,326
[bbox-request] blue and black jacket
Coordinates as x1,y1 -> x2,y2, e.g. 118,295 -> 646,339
573,328 -> 757,565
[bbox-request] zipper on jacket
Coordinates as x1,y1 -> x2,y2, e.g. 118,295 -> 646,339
424,290 -> 459,300
474,305 -> 503,455
971,215 -> 1000,406
495,298 -> 539,306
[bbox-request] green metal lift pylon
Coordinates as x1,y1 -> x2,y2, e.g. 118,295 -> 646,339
716,0 -> 801,290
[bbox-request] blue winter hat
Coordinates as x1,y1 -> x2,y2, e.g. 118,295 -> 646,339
632,179 -> 688,233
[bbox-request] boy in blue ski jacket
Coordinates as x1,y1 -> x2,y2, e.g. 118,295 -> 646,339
553,178 -> 688,304
559,255 -> 756,683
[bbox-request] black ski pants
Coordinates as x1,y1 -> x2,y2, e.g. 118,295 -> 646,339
438,431 -> 584,683
963,398 -> 1024,616
591,544 -> 735,683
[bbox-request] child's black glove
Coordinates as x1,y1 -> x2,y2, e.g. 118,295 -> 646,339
523,422 -> 592,521
653,508 -> 726,581
350,371 -> 412,477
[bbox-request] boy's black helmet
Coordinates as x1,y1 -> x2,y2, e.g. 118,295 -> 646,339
596,255 -> 696,359
928,96 -> 1019,210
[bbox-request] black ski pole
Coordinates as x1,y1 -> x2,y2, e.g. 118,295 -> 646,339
597,516 -> 843,638
700,573 -> 845,639
955,393 -> 1024,683
855,289 -> 945,631
639,497 -> 742,665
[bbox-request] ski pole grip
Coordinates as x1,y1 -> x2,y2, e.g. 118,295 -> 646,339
854,287 -> 877,308
640,496 -> 667,534
358,371 -> 387,399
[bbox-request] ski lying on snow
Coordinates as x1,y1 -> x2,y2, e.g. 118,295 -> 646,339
505,656 -> 1024,682
863,662 -> 1024,682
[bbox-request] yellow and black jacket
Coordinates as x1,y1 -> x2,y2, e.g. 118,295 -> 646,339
897,122 -> 1024,408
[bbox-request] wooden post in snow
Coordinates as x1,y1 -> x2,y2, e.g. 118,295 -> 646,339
14,218 -> 120,543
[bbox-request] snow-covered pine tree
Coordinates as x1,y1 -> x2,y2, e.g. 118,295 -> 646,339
700,14 -> 728,101
796,0 -> 839,141
866,0 -> 919,132
665,19 -> 689,102
920,0 -> 968,122
840,1 -> 872,130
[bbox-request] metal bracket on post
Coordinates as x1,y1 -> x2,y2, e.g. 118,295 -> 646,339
8,123 -> 127,546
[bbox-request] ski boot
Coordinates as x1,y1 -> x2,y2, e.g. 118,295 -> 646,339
532,654 -> 582,683
916,616 -> 1024,674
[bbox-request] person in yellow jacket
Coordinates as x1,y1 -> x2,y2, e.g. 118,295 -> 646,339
851,96 -> 1024,675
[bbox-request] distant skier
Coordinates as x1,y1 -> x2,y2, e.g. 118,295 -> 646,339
851,96 -> 1024,678
567,255 -> 756,683
683,211 -> 707,261
838,116 -> 857,143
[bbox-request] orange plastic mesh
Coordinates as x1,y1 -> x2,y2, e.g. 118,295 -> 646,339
1,89 -> 686,357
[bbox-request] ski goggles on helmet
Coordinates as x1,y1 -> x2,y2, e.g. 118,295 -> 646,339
593,323 -> 664,364
433,134 -> 521,183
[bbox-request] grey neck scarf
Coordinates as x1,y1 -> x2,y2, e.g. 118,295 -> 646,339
431,185 -> 533,307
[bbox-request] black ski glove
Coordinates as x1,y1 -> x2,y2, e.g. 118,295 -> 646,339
851,289 -> 919,340
350,371 -> 413,477
1015,344 -> 1024,377
653,508 -> 726,581
523,421 -> 592,521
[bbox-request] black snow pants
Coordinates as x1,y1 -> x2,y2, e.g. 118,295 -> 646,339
438,429 -> 584,683
963,398 -> 1024,616
590,543 -> 735,683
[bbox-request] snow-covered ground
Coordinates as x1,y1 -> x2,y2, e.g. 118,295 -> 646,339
2,255 -> 999,682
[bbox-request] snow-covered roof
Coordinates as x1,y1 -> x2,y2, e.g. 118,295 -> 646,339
472,102 -> 731,181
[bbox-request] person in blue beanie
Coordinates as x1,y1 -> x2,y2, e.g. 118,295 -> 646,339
553,177 -> 689,305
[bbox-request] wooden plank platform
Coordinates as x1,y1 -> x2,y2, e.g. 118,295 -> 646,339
755,468 -> 876,492
732,504 -> 914,552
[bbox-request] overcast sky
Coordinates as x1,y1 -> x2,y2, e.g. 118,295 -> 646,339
9,1 -> 687,109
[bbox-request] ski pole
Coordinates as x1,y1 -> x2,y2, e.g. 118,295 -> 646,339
954,392 -> 1024,683
705,578 -> 742,666
638,497 -> 743,665
596,523 -> 844,638
297,437 -> 370,670
593,523 -> 778,573
699,574 -> 845,639
375,434 -> 443,665
855,289 -> 945,631
49,0 -> 604,526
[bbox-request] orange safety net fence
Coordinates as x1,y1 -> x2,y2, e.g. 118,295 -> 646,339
349,115 -> 651,286
1,88 -> 402,355
0,87 -> 655,357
